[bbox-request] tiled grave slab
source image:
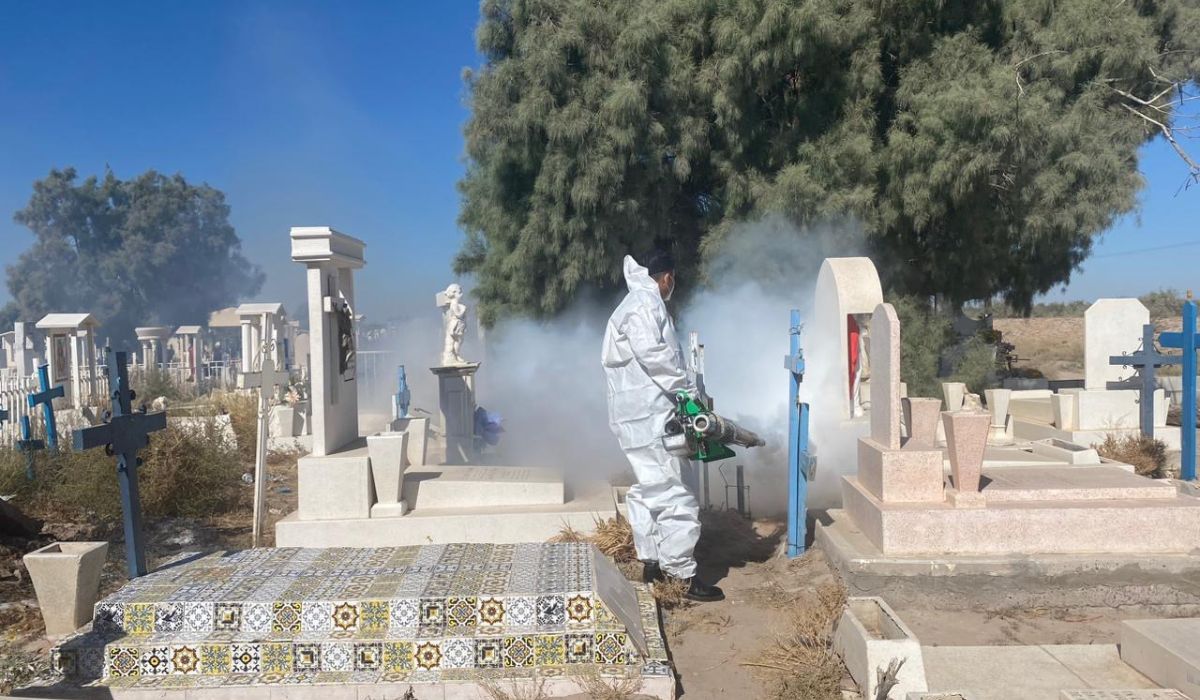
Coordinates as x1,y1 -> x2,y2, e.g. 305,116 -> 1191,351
47,543 -> 671,697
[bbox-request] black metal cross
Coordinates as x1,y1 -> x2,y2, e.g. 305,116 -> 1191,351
1109,323 -> 1180,439
72,348 -> 166,578
16,416 -> 44,481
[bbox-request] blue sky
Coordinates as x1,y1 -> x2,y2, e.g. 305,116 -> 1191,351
1,2 -> 1198,322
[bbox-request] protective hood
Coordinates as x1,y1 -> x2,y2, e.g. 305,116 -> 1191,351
623,255 -> 661,296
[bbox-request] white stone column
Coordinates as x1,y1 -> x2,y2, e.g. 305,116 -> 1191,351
292,227 -> 365,457
432,364 -> 479,465
240,320 -> 254,373
83,329 -> 97,402
13,323 -> 29,378
69,331 -> 82,408
44,334 -> 54,379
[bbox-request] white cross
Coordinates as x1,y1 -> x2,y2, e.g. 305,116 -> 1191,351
238,354 -> 286,547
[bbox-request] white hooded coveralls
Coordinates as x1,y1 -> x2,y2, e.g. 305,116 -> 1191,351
602,255 -> 701,579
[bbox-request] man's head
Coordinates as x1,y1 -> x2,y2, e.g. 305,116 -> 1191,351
645,249 -> 676,301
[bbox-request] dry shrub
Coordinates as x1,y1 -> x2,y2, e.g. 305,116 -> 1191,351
571,668 -> 644,699
1095,434 -> 1167,477
592,515 -> 637,563
481,678 -> 547,700
208,390 -> 259,462
757,582 -> 848,700
0,419 -> 244,523
548,523 -> 587,543
650,576 -> 689,609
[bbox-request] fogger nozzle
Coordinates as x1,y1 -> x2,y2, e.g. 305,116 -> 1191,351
693,412 -> 766,449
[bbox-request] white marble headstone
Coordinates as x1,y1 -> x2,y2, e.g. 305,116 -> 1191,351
870,303 -> 901,449
1085,299 -> 1149,390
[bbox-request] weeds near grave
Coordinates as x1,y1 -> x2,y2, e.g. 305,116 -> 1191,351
133,367 -> 193,403
208,390 -> 259,462
592,515 -> 637,563
0,420 -> 245,523
1096,434 -> 1168,477
747,581 -> 847,700
548,522 -> 587,543
481,677 -> 547,700
651,576 -> 689,608
571,668 -> 644,699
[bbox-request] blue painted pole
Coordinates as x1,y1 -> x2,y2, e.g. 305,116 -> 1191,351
1182,300 -> 1197,481
786,309 -> 809,557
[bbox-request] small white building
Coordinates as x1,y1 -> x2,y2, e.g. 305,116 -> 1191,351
172,325 -> 208,381
134,326 -> 174,370
35,313 -> 100,408
237,303 -> 289,372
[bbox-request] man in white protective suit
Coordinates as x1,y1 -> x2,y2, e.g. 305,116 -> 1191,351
601,250 -> 724,602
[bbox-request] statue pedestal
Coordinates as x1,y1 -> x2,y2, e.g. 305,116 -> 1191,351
431,363 -> 480,465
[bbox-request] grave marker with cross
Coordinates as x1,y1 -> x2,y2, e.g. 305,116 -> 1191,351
1109,323 -> 1180,439
16,415 -> 44,481
1160,296 -> 1198,481
27,364 -> 64,450
73,349 -> 166,578
238,352 -> 285,547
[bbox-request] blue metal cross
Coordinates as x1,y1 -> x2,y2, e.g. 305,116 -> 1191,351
1109,324 -> 1180,439
27,364 -> 64,450
73,349 -> 167,578
1160,298 -> 1198,481
785,309 -> 811,557
16,415 -> 44,481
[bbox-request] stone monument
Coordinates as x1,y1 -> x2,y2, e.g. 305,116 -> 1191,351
432,283 -> 480,465
35,314 -> 99,410
812,258 -> 884,420
133,326 -> 172,370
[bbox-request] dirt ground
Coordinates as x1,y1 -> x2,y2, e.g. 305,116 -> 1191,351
993,316 -> 1185,380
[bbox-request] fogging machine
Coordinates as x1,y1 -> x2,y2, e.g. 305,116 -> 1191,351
662,390 -> 765,462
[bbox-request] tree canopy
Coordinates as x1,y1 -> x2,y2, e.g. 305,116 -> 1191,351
457,0 -> 1200,324
2,168 -> 263,344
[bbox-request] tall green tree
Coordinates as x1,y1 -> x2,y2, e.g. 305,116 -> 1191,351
3,168 -> 264,344
458,0 -> 1200,324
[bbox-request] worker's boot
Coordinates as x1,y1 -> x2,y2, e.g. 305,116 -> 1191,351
685,577 -> 725,602
641,561 -> 664,583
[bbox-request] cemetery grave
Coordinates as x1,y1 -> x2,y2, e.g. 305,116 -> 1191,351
1,250 -> 1199,700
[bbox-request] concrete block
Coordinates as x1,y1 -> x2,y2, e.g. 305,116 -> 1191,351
858,438 -> 944,503
367,431 -> 409,504
1011,396 -> 1055,424
388,416 -> 430,466
1054,393 -> 1079,430
23,541 -> 108,638
268,405 -> 300,438
1120,618 -> 1200,699
871,303 -> 902,449
370,501 -> 408,518
1076,390 -> 1140,431
832,596 -> 927,699
902,397 -> 942,447
296,443 -> 373,520
1029,438 -> 1101,465
403,466 -> 564,509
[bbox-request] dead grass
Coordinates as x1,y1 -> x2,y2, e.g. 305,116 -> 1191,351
751,581 -> 848,700
650,576 -> 690,609
547,523 -> 587,544
592,515 -> 637,563
1095,434 -> 1168,477
571,668 -> 644,699
0,418 -> 246,523
481,677 -> 548,700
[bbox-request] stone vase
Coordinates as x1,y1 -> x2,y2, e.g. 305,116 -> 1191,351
1051,394 -> 1077,431
942,382 -> 967,412
984,389 -> 1012,430
941,411 -> 991,494
367,432 -> 410,504
23,541 -> 108,638
901,398 -> 942,447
